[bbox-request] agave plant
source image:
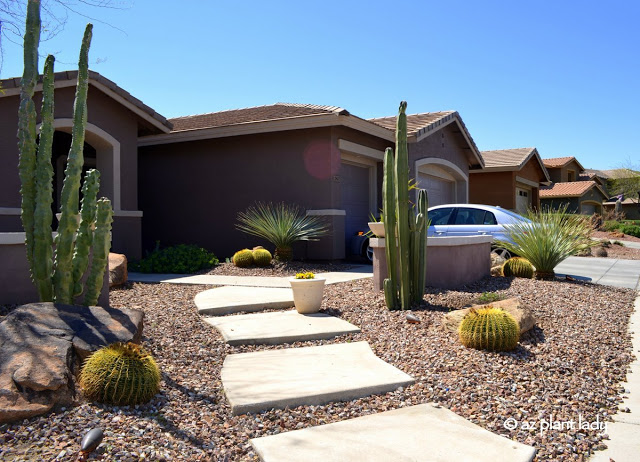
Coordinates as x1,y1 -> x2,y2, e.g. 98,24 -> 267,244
236,202 -> 328,261
494,205 -> 595,279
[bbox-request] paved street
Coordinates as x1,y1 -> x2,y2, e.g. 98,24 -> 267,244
555,256 -> 640,290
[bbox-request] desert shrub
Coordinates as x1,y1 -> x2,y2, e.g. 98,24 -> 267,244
236,202 -> 328,261
603,221 -> 622,232
613,240 -> 625,246
80,342 -> 160,405
475,292 -> 506,304
130,243 -> 218,273
595,247 -> 608,257
458,307 -> 520,352
619,224 -> 640,238
494,205 -> 594,279
600,239 -> 611,248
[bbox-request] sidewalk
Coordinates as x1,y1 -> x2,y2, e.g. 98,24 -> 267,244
589,295 -> 640,462
555,257 -> 640,290
129,265 -> 373,287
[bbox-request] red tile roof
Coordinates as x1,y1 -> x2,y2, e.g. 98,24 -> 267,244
542,156 -> 576,168
368,111 -> 455,135
539,181 -> 599,198
480,148 -> 536,169
169,103 -> 348,132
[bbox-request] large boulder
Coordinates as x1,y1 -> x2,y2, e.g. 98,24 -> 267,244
109,253 -> 128,287
0,302 -> 143,423
442,297 -> 536,334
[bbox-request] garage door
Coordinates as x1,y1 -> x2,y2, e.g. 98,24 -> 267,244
418,173 -> 455,206
581,203 -> 596,215
516,187 -> 531,214
341,163 -> 370,250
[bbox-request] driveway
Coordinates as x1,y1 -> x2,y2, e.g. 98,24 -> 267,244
555,256 -> 640,290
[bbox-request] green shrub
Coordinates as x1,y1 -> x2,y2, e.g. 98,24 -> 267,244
232,249 -> 254,267
130,243 -> 218,274
80,342 -> 160,405
458,307 -> 520,352
502,257 -> 535,278
603,221 -> 622,232
494,205 -> 594,279
475,292 -> 506,304
619,224 -> 640,238
236,202 -> 328,261
613,240 -> 625,246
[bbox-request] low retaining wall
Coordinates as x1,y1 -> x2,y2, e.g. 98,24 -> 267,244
370,235 -> 493,289
0,233 -> 109,306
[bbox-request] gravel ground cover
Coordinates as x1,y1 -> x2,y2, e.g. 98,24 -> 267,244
0,277 -> 636,461
587,231 -> 640,260
203,261 -> 358,277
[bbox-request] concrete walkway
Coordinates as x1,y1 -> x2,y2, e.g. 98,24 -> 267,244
589,295 -> 640,462
555,256 -> 640,290
129,265 -> 373,287
251,404 -> 536,462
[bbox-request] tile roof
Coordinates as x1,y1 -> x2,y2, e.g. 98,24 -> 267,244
539,181 -> 599,198
0,70 -> 172,132
542,156 -> 576,168
479,147 -> 536,169
169,103 -> 348,132
368,111 -> 455,135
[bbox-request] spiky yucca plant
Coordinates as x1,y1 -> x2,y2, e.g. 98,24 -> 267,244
458,307 -> 520,352
494,205 -> 594,279
79,342 -> 160,405
236,202 -> 328,261
232,249 -> 254,267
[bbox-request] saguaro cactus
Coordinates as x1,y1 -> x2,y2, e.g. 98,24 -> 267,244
382,102 -> 429,310
17,0 -> 113,306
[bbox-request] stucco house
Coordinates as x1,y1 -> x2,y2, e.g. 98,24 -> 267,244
0,71 -> 172,259
0,71 -> 484,262
139,106 -> 484,260
540,157 -> 608,214
468,147 -> 551,213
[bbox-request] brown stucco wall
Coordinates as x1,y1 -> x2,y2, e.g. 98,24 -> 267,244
407,124 -> 470,180
139,128 -> 343,261
469,172 -> 515,209
546,159 -> 583,183
0,238 -> 109,306
0,85 -> 144,259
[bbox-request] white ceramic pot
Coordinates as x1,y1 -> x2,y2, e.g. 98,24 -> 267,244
368,222 -> 385,237
289,277 -> 326,314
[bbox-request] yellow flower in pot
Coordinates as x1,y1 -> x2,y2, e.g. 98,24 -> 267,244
289,272 -> 325,313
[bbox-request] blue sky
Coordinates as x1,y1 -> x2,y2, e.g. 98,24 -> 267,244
2,0 -> 638,170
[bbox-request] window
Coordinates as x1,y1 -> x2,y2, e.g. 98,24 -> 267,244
427,207 -> 454,225
452,208 -> 490,225
567,170 -> 576,182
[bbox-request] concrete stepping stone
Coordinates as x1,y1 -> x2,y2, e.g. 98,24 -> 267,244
222,341 -> 414,415
194,286 -> 293,316
203,310 -> 360,345
251,403 -> 536,462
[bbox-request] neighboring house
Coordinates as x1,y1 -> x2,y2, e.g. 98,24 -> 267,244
0,71 -> 172,259
543,156 -> 585,182
0,71 -> 484,261
139,106 -> 484,260
539,181 -> 608,214
540,156 -> 608,214
468,147 -> 551,213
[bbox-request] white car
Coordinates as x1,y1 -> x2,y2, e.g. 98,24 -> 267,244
427,204 -> 531,259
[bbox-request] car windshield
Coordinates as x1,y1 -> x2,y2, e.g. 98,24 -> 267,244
498,208 -> 532,224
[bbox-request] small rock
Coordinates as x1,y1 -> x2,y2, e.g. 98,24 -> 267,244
109,253 -> 128,287
406,313 -> 421,324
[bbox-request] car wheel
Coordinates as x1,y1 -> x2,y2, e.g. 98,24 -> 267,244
365,245 -> 374,263
491,248 -> 512,260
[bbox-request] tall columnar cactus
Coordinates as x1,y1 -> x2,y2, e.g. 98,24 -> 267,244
382,102 -> 429,310
17,0 -> 113,306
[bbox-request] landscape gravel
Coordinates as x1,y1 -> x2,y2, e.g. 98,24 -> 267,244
0,275 -> 636,461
